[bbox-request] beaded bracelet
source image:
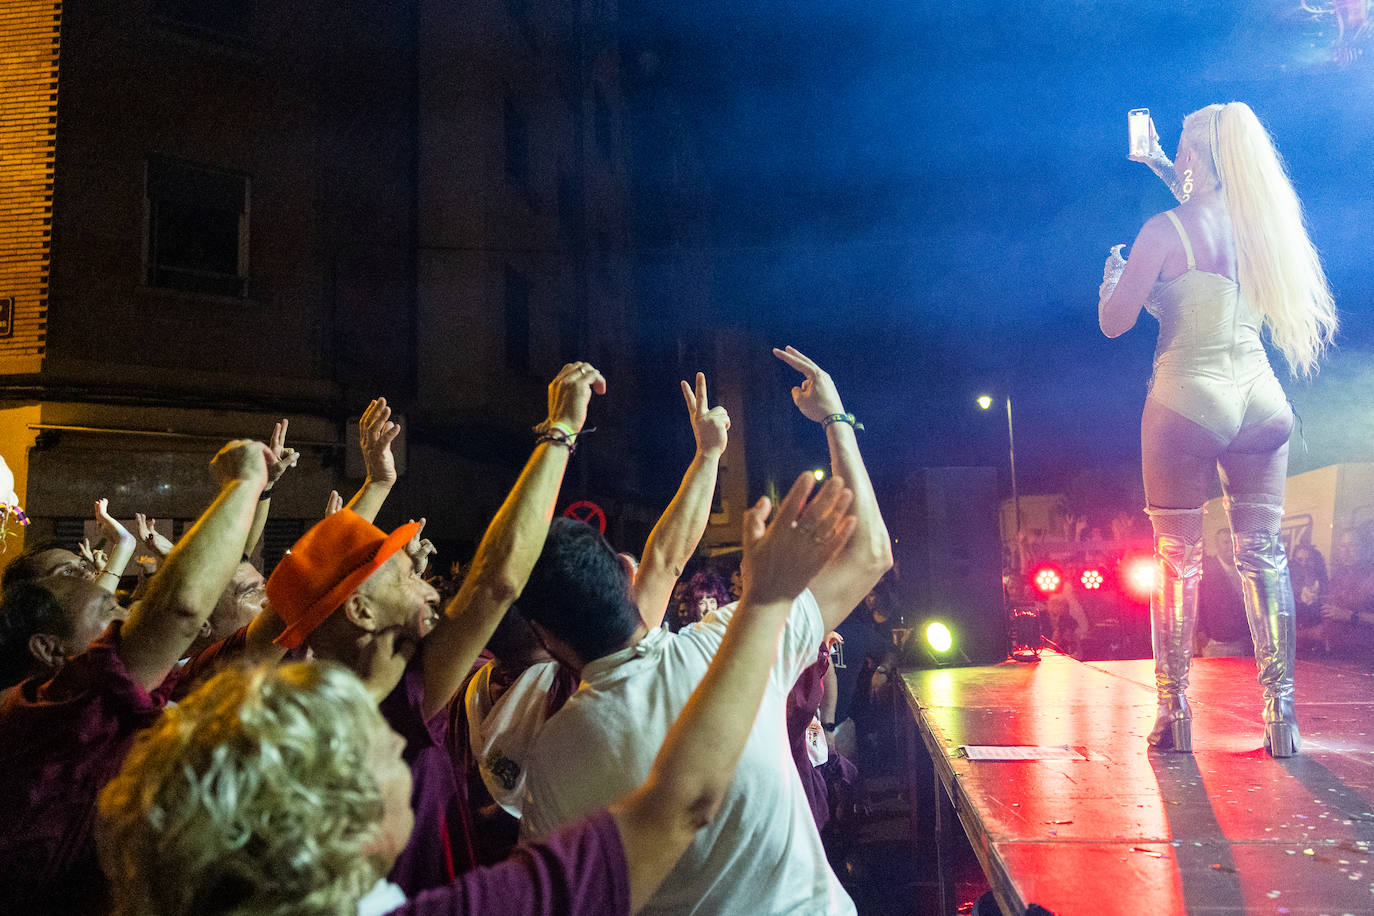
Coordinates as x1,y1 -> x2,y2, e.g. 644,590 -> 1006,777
820,413 -> 864,432
533,421 -> 595,456
535,427 -> 578,455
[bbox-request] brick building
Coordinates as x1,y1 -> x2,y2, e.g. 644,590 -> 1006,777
0,0 -> 659,563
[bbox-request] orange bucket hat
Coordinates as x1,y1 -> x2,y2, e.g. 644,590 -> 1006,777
267,510 -> 423,649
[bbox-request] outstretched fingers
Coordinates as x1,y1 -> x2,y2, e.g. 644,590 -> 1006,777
772,345 -> 819,377
269,419 -> 288,454
680,372 -> 711,417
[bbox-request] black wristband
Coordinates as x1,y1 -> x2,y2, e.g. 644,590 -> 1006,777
258,487 -> 275,501
822,721 -> 836,732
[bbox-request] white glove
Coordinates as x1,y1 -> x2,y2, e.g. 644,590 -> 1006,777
1100,245 -> 1127,300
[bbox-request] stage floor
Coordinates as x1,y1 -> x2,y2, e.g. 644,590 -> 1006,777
898,653 -> 1374,915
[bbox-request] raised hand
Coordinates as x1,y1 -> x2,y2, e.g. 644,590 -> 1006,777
680,372 -> 729,459
324,490 -> 343,517
740,472 -> 856,607
546,361 -> 606,434
772,346 -> 845,424
94,499 -> 133,549
360,398 -> 400,488
134,512 -> 175,557
405,518 -> 437,577
1127,115 -> 1165,165
209,439 -> 272,490
264,419 -> 300,488
77,537 -> 105,572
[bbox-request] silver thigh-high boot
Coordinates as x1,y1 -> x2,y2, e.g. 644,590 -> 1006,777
1146,508 -> 1204,753
1228,497 -> 1300,757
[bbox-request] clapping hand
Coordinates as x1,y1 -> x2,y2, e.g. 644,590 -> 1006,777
740,472 -> 856,608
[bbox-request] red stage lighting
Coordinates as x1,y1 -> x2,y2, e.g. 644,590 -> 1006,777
1080,568 -> 1104,590
1124,557 -> 1155,598
1032,565 -> 1063,595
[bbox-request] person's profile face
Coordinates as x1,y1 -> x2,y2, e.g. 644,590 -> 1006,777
360,552 -> 440,642
42,576 -> 125,662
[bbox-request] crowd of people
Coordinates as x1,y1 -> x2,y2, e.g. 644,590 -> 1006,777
0,347 -> 894,916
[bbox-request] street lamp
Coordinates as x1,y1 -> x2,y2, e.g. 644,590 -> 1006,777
977,393 -> 1021,544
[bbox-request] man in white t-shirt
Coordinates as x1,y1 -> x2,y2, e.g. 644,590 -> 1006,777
519,347 -> 893,915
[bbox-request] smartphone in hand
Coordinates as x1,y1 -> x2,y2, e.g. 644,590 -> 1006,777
1128,108 -> 1151,158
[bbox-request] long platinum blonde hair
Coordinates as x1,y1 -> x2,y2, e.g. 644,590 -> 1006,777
1180,102 -> 1337,377
97,662 -> 388,916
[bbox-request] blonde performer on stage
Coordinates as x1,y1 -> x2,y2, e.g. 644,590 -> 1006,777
1098,103 -> 1337,757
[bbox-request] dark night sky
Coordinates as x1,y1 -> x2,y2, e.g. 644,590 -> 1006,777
621,0 -> 1374,512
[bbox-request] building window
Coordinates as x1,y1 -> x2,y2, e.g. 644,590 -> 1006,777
146,156 -> 249,298
504,266 -> 530,371
504,99 -> 529,193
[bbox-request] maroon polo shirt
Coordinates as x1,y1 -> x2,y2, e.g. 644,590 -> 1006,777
0,621 -> 245,915
388,809 -> 629,916
379,653 -> 470,896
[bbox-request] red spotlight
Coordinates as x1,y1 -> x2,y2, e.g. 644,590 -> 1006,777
1080,568 -> 1104,590
1032,565 -> 1063,595
1123,556 -> 1155,599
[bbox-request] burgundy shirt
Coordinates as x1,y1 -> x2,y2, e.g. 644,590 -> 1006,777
388,810 -> 629,916
379,654 -> 469,896
0,621 -> 244,915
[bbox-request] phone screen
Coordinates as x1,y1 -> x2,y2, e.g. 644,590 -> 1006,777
1128,108 -> 1151,158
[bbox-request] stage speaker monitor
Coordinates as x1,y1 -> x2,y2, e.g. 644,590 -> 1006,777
893,467 -> 1005,665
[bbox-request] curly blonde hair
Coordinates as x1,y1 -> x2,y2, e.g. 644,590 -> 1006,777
97,662 -> 390,916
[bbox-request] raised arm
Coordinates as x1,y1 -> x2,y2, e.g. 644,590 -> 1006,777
91,499 -> 137,593
610,471 -> 857,912
635,372 -> 730,629
246,419 -> 299,557
773,346 -> 893,632
116,440 -> 270,690
346,398 -> 400,523
418,362 -> 604,721
1129,115 -> 1187,203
